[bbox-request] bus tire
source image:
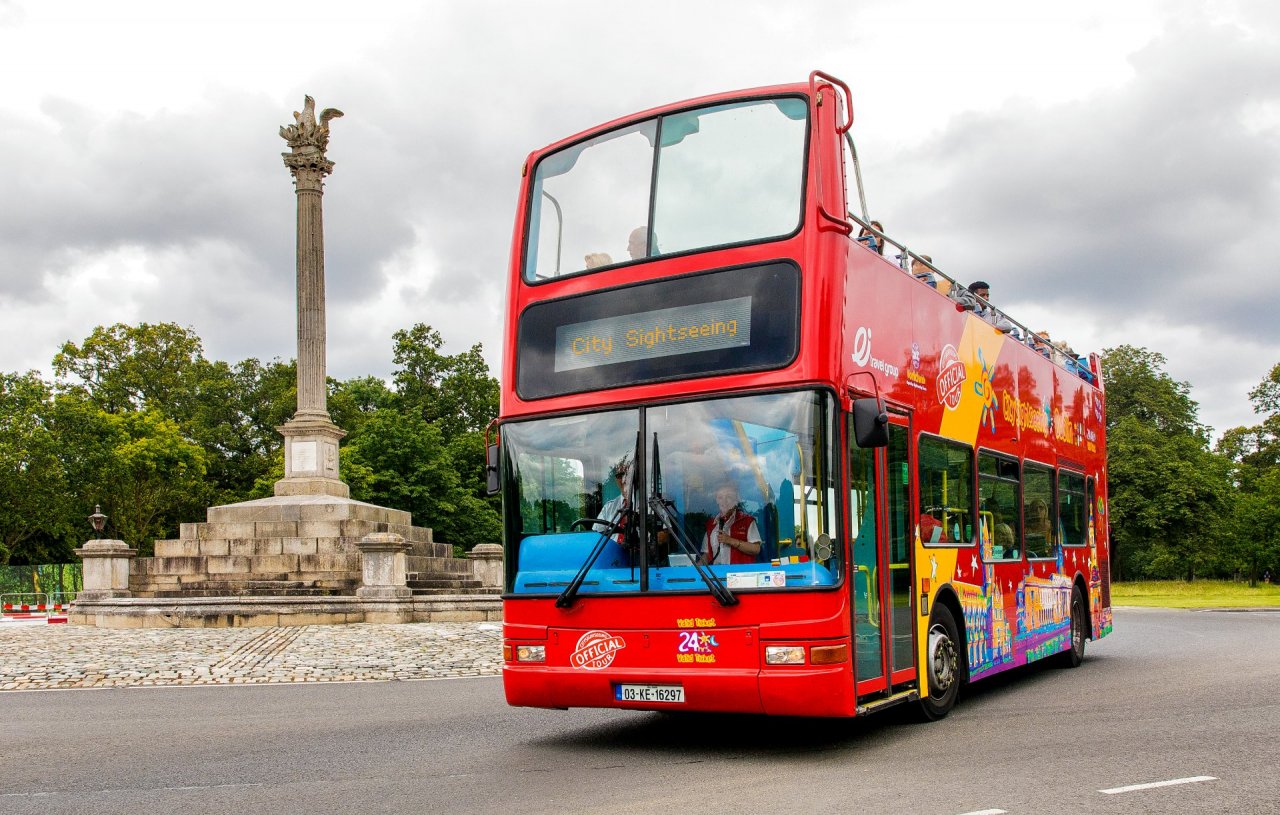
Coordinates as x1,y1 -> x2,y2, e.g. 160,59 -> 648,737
1057,585 -> 1087,668
919,606 -> 962,721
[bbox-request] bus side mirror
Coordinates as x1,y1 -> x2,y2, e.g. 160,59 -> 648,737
852,398 -> 889,448
485,443 -> 501,496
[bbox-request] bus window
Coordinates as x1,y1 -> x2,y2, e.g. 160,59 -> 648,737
526,121 -> 657,281
523,96 -> 808,283
1023,462 -> 1057,559
500,392 -> 841,596
1058,470 -> 1087,547
501,409 -> 640,594
646,390 -> 840,590
978,452 -> 1021,560
515,452 -> 586,535
652,98 -> 807,256
918,435 -> 975,546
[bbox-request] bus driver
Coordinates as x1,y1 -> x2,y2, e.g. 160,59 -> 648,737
703,482 -> 762,565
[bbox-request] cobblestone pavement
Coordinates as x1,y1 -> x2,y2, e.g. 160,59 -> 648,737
0,622 -> 503,691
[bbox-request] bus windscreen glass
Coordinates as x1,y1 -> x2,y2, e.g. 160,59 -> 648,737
524,96 -> 808,281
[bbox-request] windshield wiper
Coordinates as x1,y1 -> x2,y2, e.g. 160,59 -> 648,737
555,517 -> 626,609
557,433 -> 642,608
648,494 -> 738,607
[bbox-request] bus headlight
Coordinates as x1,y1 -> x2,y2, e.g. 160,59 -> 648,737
765,646 -> 805,665
515,645 -> 546,663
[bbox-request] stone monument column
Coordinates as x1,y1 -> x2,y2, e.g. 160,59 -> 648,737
276,96 -> 349,499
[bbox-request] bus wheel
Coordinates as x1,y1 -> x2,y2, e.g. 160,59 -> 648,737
919,607 -> 961,721
1057,586 -> 1087,668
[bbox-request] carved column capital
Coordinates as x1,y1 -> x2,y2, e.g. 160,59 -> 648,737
282,149 -> 335,191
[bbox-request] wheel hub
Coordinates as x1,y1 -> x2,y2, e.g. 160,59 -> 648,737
929,625 -> 957,692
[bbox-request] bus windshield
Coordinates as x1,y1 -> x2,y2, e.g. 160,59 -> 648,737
502,390 -> 841,596
524,96 -> 809,281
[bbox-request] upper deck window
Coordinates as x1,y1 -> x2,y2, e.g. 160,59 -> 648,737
524,97 -> 809,282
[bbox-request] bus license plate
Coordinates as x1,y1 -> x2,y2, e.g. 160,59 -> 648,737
615,684 -> 685,704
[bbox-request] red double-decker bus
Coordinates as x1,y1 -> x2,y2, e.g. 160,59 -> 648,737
491,71 -> 1113,719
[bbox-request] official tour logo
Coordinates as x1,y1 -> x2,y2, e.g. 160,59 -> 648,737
570,630 -> 626,670
937,344 -> 967,410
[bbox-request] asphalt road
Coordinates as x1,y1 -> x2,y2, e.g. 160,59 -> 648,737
3,608 -> 1278,815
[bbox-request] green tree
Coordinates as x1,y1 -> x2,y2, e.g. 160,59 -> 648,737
391,324 -> 499,437
343,408 -> 500,549
1101,345 -> 1202,436
1101,345 -> 1232,580
53,322 -> 209,418
54,323 -> 294,506
51,395 -> 208,555
0,372 -> 73,565
1218,362 -> 1280,584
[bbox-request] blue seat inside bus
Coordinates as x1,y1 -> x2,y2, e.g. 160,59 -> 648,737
519,532 -> 630,571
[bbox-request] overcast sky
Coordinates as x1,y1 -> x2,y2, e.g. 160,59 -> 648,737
2,0 -> 1277,438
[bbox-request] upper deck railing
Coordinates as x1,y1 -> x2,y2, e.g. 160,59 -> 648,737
844,212 -> 1098,387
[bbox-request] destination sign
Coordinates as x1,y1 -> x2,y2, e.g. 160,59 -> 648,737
516,261 -> 800,400
554,297 -> 752,372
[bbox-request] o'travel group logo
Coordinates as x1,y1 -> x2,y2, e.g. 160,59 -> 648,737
851,326 -> 873,366
936,344 -> 967,410
850,326 -> 900,378
570,630 -> 626,670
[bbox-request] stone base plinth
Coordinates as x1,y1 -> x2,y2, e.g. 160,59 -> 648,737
275,415 -> 348,498
131,494 -> 479,599
67,594 -> 501,628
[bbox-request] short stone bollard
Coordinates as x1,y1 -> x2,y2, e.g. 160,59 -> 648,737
74,540 -> 137,600
356,532 -> 412,599
468,543 -> 503,589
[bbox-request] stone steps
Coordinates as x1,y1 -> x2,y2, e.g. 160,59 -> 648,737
410,583 -> 500,596
406,556 -> 473,577
128,496 -> 486,601
148,580 -> 350,598
154,537 -> 452,560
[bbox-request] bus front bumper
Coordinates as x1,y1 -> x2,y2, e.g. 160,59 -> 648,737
503,662 -> 856,717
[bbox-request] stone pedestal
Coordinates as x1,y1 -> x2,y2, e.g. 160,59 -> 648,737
275,416 -> 348,498
356,532 -> 412,599
468,543 -> 504,589
75,540 -> 137,600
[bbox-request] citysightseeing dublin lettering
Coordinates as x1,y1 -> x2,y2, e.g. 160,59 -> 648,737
555,297 -> 751,372
1002,391 -> 1050,435
570,630 -> 626,670
937,344 -> 967,410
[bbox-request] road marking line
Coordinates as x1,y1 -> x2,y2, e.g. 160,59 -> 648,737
1099,776 -> 1217,795
1,783 -> 263,798
957,809 -> 1007,815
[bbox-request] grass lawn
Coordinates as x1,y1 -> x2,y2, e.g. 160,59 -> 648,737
1111,579 -> 1280,608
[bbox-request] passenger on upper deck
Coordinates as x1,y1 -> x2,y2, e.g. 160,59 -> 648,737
628,226 -> 652,260
953,281 -> 1017,335
584,252 -> 612,269
912,254 -> 937,288
857,220 -> 886,256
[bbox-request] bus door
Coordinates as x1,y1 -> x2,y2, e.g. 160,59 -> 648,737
884,418 -> 917,689
850,413 -> 918,697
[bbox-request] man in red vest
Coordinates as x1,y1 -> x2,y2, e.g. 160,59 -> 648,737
704,482 -> 762,565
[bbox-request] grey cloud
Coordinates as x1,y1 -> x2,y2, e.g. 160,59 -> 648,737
879,18 -> 1280,348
